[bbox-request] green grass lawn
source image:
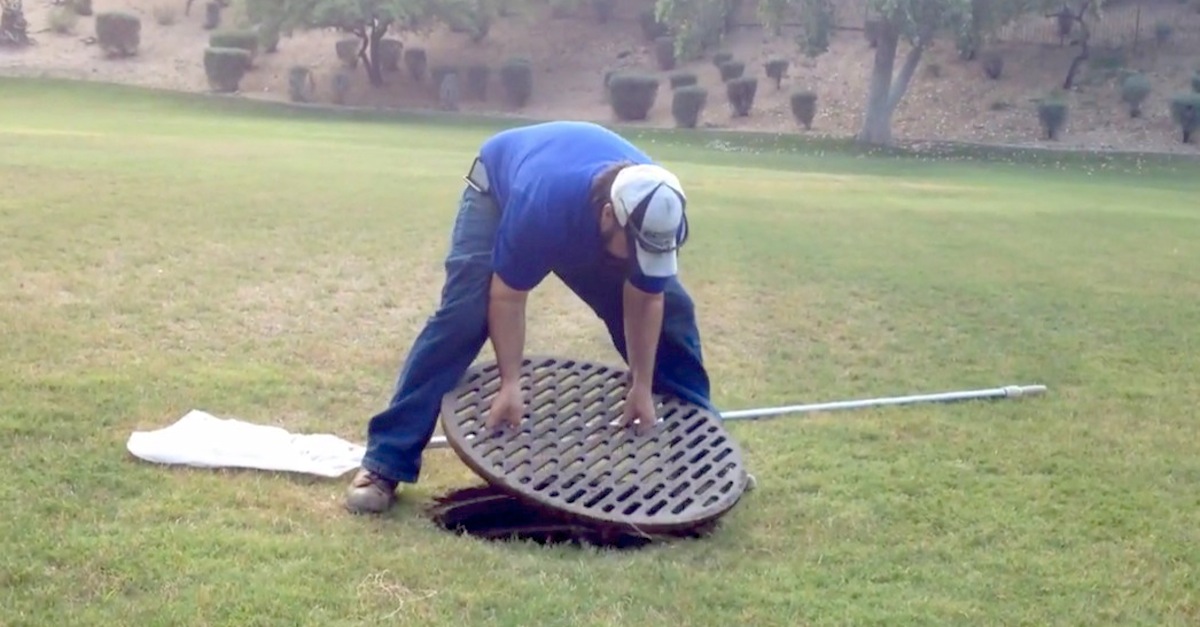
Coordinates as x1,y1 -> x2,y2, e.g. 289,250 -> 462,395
2,77 -> 1199,626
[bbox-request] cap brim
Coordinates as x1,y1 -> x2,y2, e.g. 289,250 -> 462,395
635,244 -> 677,278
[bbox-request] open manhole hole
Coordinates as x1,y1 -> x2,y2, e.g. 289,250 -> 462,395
424,483 -> 720,550
435,355 -> 751,543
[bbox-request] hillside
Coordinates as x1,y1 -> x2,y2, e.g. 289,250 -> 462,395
3,0 -> 1200,154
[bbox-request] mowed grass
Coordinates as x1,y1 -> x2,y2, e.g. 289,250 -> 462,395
2,78 -> 1199,626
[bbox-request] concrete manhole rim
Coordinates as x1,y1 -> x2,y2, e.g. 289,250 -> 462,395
439,355 -> 751,535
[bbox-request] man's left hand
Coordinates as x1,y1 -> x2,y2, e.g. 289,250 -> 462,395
620,382 -> 658,435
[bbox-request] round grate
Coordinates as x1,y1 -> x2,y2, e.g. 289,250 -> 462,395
439,356 -> 751,535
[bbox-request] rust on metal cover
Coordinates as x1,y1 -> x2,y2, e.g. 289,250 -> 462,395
438,356 -> 751,535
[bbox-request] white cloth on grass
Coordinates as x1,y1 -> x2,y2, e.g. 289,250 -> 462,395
125,409 -> 365,478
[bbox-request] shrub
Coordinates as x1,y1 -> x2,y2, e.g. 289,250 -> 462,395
431,64 -> 458,90
725,76 -> 757,116
257,22 -> 279,53
718,59 -> 744,81
378,38 -> 401,72
465,63 -> 489,100
592,0 -> 615,23
790,89 -> 817,129
671,85 -> 707,128
712,51 -> 732,66
336,38 -> 359,69
152,4 -> 176,25
95,11 -> 139,57
288,65 -> 314,102
1192,71 -> 1200,94
48,6 -> 77,33
203,1 -> 219,29
404,47 -> 426,81
669,71 -> 697,89
331,70 -> 352,105
1036,97 -> 1068,140
608,72 -> 659,120
982,51 -> 1003,80
638,8 -> 667,41
71,0 -> 91,16
1120,72 -> 1151,118
1154,21 -> 1171,45
864,18 -> 882,47
210,29 -> 257,64
764,58 -> 788,89
1168,93 -> 1200,143
499,57 -> 533,107
203,47 -> 248,92
654,35 -> 675,71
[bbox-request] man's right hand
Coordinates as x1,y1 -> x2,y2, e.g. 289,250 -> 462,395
486,383 -> 524,431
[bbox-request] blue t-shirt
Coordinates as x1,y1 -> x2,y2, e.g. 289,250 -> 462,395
478,121 -> 668,294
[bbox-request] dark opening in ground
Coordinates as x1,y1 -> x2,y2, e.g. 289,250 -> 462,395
424,483 -> 719,550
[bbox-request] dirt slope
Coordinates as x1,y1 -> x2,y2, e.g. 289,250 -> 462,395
3,0 -> 1200,154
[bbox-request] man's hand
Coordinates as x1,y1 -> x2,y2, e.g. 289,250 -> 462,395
486,382 -> 524,431
620,381 -> 658,435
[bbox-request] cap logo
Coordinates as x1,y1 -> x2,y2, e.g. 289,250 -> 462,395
627,181 -> 689,254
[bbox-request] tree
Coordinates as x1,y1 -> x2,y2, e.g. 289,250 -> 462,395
1041,0 -> 1105,90
755,0 -> 1034,145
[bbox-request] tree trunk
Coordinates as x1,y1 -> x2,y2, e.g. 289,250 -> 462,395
857,19 -> 899,145
358,20 -> 387,87
1061,1 -> 1091,90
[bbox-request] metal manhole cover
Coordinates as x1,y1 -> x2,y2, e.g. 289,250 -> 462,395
439,356 -> 751,535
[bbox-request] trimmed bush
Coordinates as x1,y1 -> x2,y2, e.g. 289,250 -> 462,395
431,64 -> 458,90
288,65 -> 315,102
465,63 -> 489,100
95,11 -> 140,57
203,1 -> 219,29
72,0 -> 92,16
1036,97 -> 1068,140
712,51 -> 732,66
671,85 -> 707,128
764,58 -> 788,89
790,89 -> 817,129
592,0 -> 615,23
669,71 -> 697,89
258,22 -> 279,53
1154,21 -> 1171,45
608,72 -> 659,121
331,70 -> 351,105
210,29 -> 258,65
654,36 -> 675,71
1191,71 -> 1200,94
638,8 -> 667,41
982,51 -> 1003,80
378,38 -> 401,72
1168,93 -> 1200,143
1120,72 -> 1151,118
718,60 -> 744,81
499,57 -> 533,107
335,38 -> 359,69
404,48 -> 426,81
725,76 -> 757,116
203,46 -> 249,92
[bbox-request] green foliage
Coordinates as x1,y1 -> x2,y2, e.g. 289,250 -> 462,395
431,63 -> 458,89
607,72 -> 660,120
655,35 -> 675,70
335,37 -> 359,68
1036,95 -> 1068,140
258,22 -> 281,52
1154,21 -> 1171,45
764,57 -> 788,89
718,59 -> 743,81
465,63 -> 489,100
210,29 -> 259,63
671,85 -> 707,128
1119,72 -> 1151,118
725,75 -> 756,116
95,11 -> 139,57
712,51 -> 732,66
669,71 -> 697,88
789,89 -> 817,129
71,0 -> 92,16
638,8 -> 668,40
1191,71 -> 1200,94
331,69 -> 352,104
404,47 -> 426,81
203,47 -> 250,92
1168,93 -> 1200,143
288,65 -> 315,102
499,57 -> 533,107
982,50 -> 1002,79
654,0 -> 736,62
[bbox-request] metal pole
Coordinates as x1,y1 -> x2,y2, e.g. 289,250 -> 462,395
424,383 -> 1047,450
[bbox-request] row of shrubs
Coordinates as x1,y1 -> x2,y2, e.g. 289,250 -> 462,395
1036,74 -> 1200,143
602,70 -> 817,130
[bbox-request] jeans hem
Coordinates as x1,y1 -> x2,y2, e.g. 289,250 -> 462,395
360,456 -> 418,485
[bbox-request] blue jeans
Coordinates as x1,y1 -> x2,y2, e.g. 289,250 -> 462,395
361,186 -> 715,484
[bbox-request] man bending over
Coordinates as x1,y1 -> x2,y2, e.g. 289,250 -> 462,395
346,121 -> 715,514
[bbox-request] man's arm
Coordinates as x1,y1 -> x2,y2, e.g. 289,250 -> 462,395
488,273 -> 529,388
622,279 -> 665,392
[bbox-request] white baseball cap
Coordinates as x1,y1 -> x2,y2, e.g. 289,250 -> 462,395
610,163 -> 689,279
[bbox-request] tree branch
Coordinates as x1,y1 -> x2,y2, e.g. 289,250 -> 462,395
885,35 -> 927,114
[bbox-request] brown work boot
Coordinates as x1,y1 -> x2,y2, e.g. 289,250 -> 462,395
344,468 -> 400,514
